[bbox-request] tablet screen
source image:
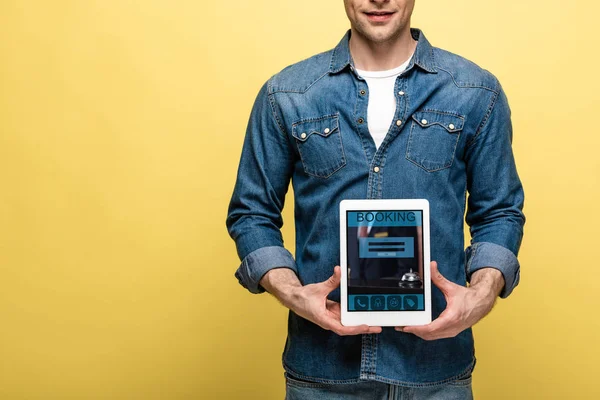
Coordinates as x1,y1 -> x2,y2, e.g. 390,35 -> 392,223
346,210 -> 425,312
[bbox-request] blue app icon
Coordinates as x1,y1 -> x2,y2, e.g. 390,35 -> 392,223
387,295 -> 402,310
371,295 -> 385,310
354,296 -> 369,310
403,295 -> 419,310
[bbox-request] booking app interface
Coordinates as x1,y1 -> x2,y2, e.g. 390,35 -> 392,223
347,210 -> 424,312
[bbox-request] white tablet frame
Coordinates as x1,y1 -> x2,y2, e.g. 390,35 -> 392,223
339,199 -> 432,327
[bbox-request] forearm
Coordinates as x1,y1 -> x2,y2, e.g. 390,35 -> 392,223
468,267 -> 505,313
259,267 -> 303,309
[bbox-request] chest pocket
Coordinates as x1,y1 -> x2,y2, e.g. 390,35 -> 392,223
406,110 -> 465,172
292,114 -> 346,179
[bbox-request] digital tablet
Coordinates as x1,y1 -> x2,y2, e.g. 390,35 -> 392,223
339,199 -> 431,327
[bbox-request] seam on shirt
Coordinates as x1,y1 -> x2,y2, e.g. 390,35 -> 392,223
415,109 -> 466,120
378,150 -> 388,198
267,80 -> 289,138
436,66 -> 498,92
465,81 -> 501,148
428,45 -> 437,73
291,113 -> 340,126
353,79 -> 375,190
270,70 -> 330,94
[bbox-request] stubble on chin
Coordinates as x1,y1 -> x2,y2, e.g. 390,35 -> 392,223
352,20 -> 406,45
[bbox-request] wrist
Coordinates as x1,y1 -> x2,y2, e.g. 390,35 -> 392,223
275,284 -> 299,308
260,267 -> 304,309
470,267 -> 504,301
470,282 -> 497,305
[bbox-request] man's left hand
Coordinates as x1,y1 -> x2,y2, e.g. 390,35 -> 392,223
397,261 -> 504,341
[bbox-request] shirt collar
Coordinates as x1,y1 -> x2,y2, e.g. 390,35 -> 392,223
329,27 -> 438,74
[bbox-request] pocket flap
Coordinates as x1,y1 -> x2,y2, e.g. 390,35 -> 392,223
411,110 -> 465,133
292,114 -> 339,142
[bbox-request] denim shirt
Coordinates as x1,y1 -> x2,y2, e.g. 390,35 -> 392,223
226,28 -> 525,386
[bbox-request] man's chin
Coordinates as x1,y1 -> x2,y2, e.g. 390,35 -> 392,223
362,30 -> 398,44
354,22 -> 403,43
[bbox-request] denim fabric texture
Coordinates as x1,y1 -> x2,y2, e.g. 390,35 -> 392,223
285,370 -> 473,400
226,28 -> 525,386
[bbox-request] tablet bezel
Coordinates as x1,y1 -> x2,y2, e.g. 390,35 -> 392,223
339,199 -> 432,327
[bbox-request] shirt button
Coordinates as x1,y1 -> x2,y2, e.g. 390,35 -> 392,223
300,132 -> 307,139
396,120 -> 402,126
373,166 -> 380,173
448,123 -> 455,130
421,119 -> 428,125
360,89 -> 366,95
398,91 -> 405,96
357,117 -> 364,124
324,128 -> 330,134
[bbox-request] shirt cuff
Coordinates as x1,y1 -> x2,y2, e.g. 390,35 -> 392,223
465,242 -> 520,298
235,246 -> 298,294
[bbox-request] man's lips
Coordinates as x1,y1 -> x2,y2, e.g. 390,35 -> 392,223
364,11 -> 396,22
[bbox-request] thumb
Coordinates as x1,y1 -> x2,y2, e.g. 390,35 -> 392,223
430,261 -> 455,295
322,265 -> 341,293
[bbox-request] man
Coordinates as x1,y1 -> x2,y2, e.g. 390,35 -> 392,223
226,0 -> 525,398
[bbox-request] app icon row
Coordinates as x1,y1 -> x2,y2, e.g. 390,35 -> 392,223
353,295 -> 420,311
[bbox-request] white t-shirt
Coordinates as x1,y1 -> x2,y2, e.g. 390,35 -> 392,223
356,55 -> 413,149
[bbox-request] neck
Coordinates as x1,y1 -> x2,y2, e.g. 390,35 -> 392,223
349,28 -> 417,71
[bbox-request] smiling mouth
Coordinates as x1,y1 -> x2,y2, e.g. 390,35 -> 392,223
364,11 -> 396,21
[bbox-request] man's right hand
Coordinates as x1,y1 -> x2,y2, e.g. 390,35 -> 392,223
260,265 -> 382,336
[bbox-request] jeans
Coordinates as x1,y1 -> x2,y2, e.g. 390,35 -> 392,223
284,372 -> 473,400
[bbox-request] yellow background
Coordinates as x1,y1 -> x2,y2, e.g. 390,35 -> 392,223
1,1 -> 598,399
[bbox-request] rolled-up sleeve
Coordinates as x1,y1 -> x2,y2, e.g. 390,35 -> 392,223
464,79 -> 525,298
235,246 -> 297,294
466,242 -> 519,298
226,79 -> 297,294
